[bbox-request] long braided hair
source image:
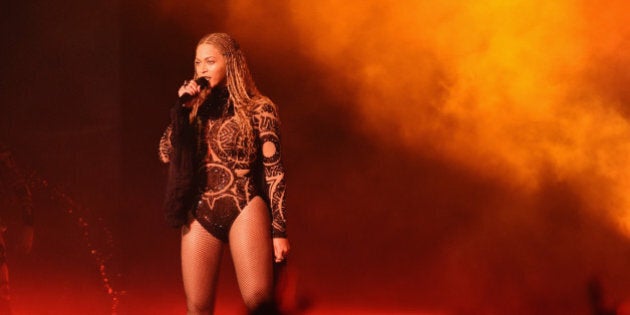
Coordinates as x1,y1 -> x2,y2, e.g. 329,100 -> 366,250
194,33 -> 270,158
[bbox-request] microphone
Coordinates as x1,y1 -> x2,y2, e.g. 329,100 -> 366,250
179,77 -> 209,105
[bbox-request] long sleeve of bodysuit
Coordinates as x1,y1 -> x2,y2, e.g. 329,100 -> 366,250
253,103 -> 287,238
159,104 -> 200,228
159,125 -> 173,164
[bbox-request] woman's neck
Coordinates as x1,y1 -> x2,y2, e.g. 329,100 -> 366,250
199,86 -> 231,119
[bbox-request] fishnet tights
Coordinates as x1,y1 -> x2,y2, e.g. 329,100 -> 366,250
181,197 -> 274,314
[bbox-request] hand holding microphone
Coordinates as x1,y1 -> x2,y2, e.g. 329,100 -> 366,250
178,77 -> 209,106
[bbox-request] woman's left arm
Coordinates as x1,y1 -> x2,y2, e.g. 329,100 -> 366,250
254,103 -> 288,238
254,102 -> 290,261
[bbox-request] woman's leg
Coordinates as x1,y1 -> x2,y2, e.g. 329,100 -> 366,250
229,196 -> 275,312
181,219 -> 224,315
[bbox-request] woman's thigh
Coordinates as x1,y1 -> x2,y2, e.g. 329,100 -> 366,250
181,219 -> 224,309
229,196 -> 274,304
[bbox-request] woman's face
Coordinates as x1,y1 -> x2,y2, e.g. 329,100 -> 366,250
195,43 -> 227,88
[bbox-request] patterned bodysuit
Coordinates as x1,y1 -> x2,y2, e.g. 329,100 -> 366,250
160,92 -> 287,242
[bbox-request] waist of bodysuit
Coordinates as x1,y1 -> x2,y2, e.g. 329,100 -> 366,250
202,165 -> 252,195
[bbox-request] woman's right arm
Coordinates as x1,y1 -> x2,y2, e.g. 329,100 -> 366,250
159,79 -> 202,164
158,124 -> 173,163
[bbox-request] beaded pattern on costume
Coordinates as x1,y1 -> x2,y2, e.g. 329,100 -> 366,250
251,103 -> 287,237
159,100 -> 288,239
158,125 -> 173,163
200,114 -> 257,212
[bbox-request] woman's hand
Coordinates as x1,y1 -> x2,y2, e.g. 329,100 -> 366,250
178,79 -> 202,100
273,237 -> 290,263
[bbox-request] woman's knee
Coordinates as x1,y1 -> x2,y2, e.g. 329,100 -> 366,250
246,293 -> 280,315
186,297 -> 214,315
242,285 -> 274,311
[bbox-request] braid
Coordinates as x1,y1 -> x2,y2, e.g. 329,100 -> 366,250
196,33 -> 269,157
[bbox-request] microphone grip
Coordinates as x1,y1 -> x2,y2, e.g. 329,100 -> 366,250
178,77 -> 210,105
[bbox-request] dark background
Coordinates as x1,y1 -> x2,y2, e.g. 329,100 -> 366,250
1,1 -> 630,314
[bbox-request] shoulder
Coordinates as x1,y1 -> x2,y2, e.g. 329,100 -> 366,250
250,96 -> 279,117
